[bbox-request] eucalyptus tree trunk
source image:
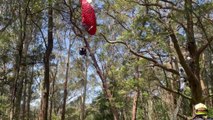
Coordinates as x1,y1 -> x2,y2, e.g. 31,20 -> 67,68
81,54 -> 88,120
184,0 -> 202,104
39,1 -> 53,119
22,74 -> 27,119
26,64 -> 34,120
68,2 -> 119,118
61,42 -> 72,120
83,38 -> 119,120
147,97 -> 153,120
21,40 -> 31,120
173,96 -> 183,120
10,0 -> 29,119
49,65 -> 58,120
131,90 -> 139,120
131,61 -> 140,120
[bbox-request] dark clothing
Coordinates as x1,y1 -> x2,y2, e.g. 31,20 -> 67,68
193,115 -> 206,120
79,48 -> 87,56
193,116 -> 213,120
193,118 -> 205,120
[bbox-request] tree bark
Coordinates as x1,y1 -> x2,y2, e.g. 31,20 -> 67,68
26,65 -> 34,120
11,0 -> 29,119
22,70 -> 27,119
61,41 -> 71,120
81,54 -> 88,120
184,0 -> 203,104
131,90 -> 139,120
49,63 -> 58,120
83,38 -> 119,120
39,1 -> 53,120
147,97 -> 153,120
132,60 -> 140,120
173,96 -> 183,120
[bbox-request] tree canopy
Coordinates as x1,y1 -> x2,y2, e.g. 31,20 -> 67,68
0,0 -> 213,120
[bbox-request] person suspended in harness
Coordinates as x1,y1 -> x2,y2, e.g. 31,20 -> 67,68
178,67 -> 187,92
193,103 -> 213,120
79,47 -> 87,56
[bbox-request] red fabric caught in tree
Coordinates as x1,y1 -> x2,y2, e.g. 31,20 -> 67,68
81,0 -> 97,35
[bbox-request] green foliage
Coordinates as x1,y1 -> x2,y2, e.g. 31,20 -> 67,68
51,114 -> 60,120
0,95 -> 10,119
0,32 -> 13,51
194,2 -> 213,15
88,93 -> 114,120
208,107 -> 213,118
184,86 -> 192,96
154,100 -> 170,120
66,106 -> 81,120
0,0 -> 213,119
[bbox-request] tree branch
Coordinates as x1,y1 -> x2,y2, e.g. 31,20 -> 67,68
169,28 -> 199,82
0,6 -> 17,33
124,0 -> 182,12
192,11 -> 213,55
197,36 -> 213,55
100,33 -> 179,75
0,19 -> 14,33
159,85 -> 192,100
178,113 -> 191,120
105,12 -> 129,31
30,18 -> 47,48
160,0 -> 176,6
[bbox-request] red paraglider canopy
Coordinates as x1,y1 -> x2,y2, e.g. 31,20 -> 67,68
81,0 -> 97,35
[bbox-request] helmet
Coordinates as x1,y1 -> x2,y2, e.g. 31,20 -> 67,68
194,103 -> 208,115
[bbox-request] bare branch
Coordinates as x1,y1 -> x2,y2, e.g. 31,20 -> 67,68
197,36 -> 213,55
192,11 -> 213,55
0,19 -> 14,33
28,8 -> 47,15
30,18 -> 47,48
105,12 -> 129,31
100,33 -> 179,75
177,113 -> 191,120
160,0 -> 176,6
124,0 -> 182,12
159,85 -> 192,100
0,5 -> 17,33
